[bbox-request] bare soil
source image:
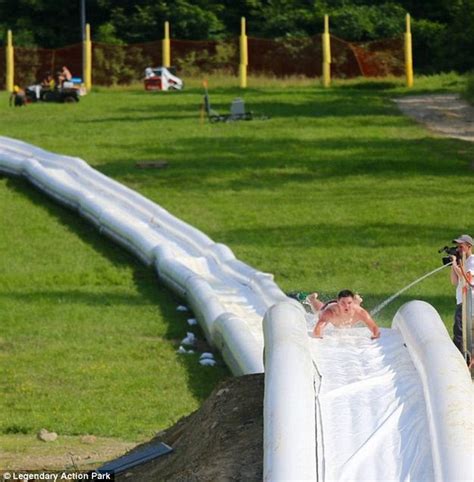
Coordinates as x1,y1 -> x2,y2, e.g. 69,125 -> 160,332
0,435 -> 136,472
394,94 -> 474,142
113,374 -> 264,481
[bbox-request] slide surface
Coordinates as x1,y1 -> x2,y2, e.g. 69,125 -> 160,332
310,327 -> 434,481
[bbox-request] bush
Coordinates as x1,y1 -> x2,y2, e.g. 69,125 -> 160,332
463,73 -> 474,104
174,41 -> 237,77
93,44 -> 152,85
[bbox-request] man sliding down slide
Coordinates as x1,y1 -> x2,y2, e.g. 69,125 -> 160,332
309,289 -> 381,339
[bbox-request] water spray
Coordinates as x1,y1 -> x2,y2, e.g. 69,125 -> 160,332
370,262 -> 452,317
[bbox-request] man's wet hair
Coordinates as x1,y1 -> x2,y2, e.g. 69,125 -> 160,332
337,289 -> 355,299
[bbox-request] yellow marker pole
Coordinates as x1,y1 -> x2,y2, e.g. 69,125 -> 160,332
6,30 -> 14,92
84,23 -> 92,91
404,14 -> 414,88
239,17 -> 248,88
163,21 -> 171,68
322,15 -> 331,87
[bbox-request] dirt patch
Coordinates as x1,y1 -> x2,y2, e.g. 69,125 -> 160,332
111,374 -> 264,481
394,94 -> 474,142
0,435 -> 135,472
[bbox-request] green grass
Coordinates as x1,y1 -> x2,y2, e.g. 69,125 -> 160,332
0,177 -> 229,442
1,73 -> 473,446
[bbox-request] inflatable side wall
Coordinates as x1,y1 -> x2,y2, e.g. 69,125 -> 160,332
393,300 -> 474,482
0,136 -> 289,376
263,301 -> 317,481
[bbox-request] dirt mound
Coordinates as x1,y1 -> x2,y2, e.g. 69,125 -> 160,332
114,374 -> 264,481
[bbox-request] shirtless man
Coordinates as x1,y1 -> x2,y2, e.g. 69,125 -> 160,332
311,289 -> 380,339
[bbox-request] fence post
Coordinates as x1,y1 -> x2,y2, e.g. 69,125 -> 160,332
163,21 -> 171,68
84,23 -> 92,91
239,17 -> 248,88
461,251 -> 474,365
466,282 -> 473,367
6,30 -> 14,92
404,13 -> 414,88
322,15 -> 331,87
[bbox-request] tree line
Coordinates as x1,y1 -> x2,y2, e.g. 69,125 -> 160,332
1,0 -> 472,73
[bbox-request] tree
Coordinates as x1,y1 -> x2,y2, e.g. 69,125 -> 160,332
100,0 -> 226,42
0,0 -> 473,72
329,3 -> 406,41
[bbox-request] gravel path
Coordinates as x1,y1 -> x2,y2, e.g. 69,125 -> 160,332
394,94 -> 474,142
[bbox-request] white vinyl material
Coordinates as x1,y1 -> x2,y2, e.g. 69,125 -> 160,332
263,301 -> 316,481
310,327 -> 435,481
0,135 -> 288,375
393,301 -> 474,482
305,300 -> 473,482
2,137 -> 472,481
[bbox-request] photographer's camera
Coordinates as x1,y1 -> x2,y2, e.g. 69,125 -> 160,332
438,245 -> 460,265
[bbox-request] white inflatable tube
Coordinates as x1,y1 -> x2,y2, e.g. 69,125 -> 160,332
214,313 -> 265,375
263,301 -> 317,481
0,135 -> 289,377
393,300 -> 474,482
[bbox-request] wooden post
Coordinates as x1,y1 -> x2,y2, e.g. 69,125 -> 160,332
239,17 -> 248,88
163,21 -> 171,68
460,251 -> 468,359
405,14 -> 414,88
6,30 -> 14,92
84,23 -> 92,91
322,15 -> 331,87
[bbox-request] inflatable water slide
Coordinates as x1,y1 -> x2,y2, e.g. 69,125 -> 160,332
1,136 -> 472,481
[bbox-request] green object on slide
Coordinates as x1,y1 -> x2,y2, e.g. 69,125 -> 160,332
287,291 -> 310,302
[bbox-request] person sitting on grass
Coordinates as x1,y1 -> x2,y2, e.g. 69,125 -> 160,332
9,85 -> 26,107
310,289 -> 380,339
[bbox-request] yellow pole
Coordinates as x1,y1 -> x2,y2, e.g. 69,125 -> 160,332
163,21 -> 171,68
6,30 -> 14,92
84,23 -> 92,91
239,17 -> 248,88
404,14 -> 414,88
322,15 -> 331,87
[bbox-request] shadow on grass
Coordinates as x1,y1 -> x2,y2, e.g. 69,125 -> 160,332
206,222 -> 466,249
73,83 -> 469,128
96,135 -> 471,192
77,86 -> 402,123
335,81 -> 400,90
2,176 -> 230,401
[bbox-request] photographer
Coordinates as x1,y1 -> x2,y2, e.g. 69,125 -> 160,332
449,234 -> 474,359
